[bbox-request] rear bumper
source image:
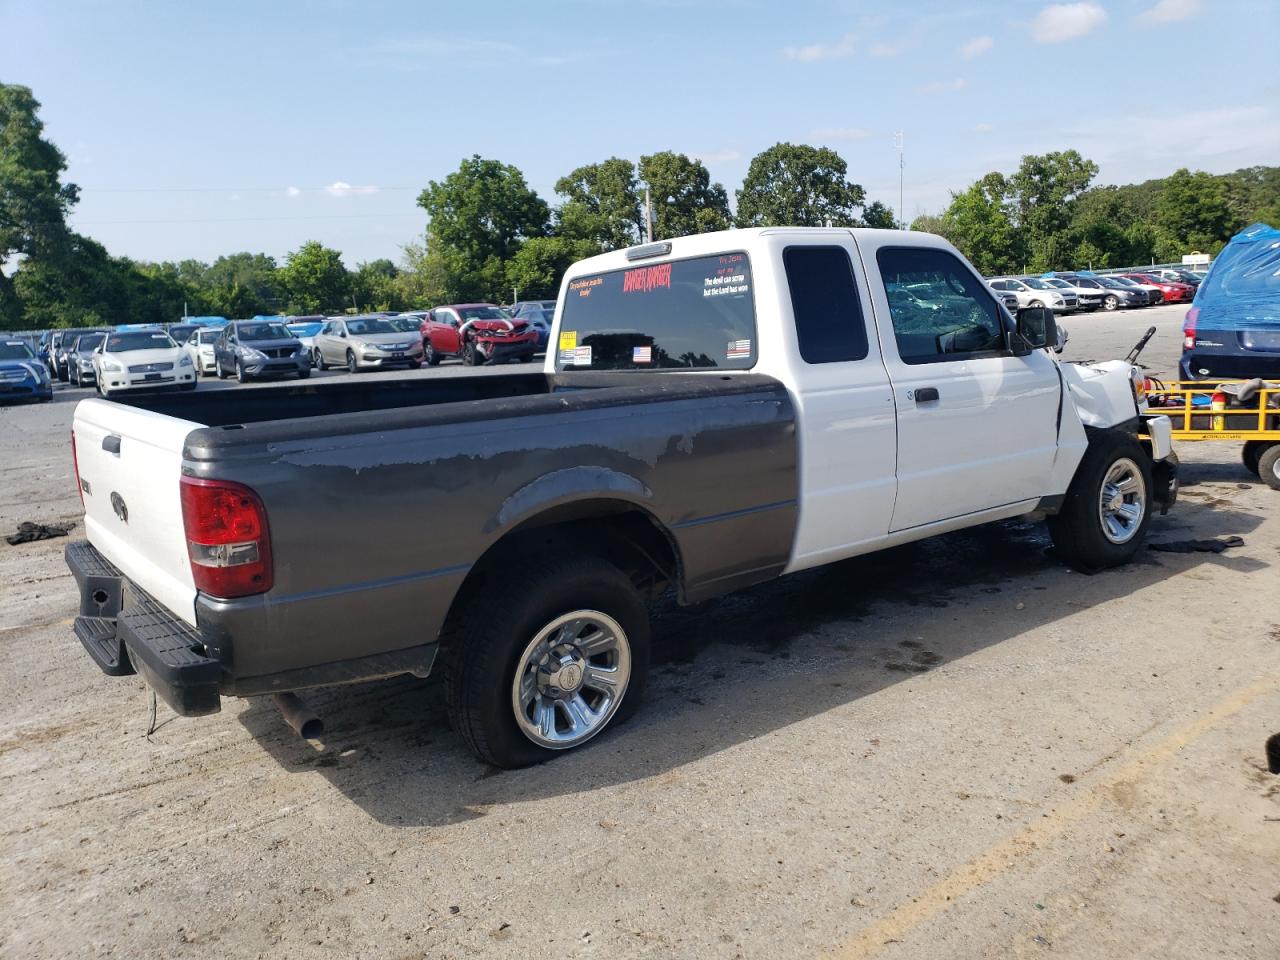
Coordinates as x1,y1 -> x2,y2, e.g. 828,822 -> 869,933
65,540 -> 221,716
1180,350 -> 1280,381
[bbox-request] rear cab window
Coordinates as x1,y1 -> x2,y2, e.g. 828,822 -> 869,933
556,253 -> 756,370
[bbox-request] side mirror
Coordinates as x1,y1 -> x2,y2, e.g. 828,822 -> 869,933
1016,306 -> 1058,351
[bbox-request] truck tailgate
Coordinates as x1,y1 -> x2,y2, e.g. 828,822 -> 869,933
73,399 -> 204,626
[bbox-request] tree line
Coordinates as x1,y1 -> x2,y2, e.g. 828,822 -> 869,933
3,81 -> 1277,331
912,150 -> 1280,276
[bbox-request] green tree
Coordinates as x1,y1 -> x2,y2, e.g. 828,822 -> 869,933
736,143 -> 866,228
861,200 -> 897,229
203,252 -> 281,317
393,240 -> 450,309
554,157 -> 643,250
1065,187 -> 1140,269
638,151 -> 731,239
506,236 -> 599,300
938,173 -> 1019,275
12,234 -> 126,329
351,258 -> 402,312
1155,168 -> 1237,256
281,241 -> 349,314
0,83 -> 81,326
417,156 -> 549,301
1008,150 -> 1099,270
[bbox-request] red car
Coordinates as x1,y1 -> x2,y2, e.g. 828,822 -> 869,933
419,304 -> 539,366
1123,273 -> 1195,303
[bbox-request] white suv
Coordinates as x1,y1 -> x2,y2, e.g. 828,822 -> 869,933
987,277 -> 1074,313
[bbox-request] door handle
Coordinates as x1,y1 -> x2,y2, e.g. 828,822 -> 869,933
102,435 -> 122,455
913,387 -> 940,403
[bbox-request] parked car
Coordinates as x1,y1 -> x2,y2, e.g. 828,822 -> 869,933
987,277 -> 1073,312
213,320 -> 309,383
167,323 -> 202,345
1106,274 -> 1164,303
285,321 -> 324,362
312,316 -> 424,373
1180,222 -> 1280,380
68,331 -> 108,387
510,300 -> 557,349
1124,273 -> 1195,303
421,304 -> 539,365
387,315 -> 426,334
93,329 -> 196,397
1061,275 -> 1147,310
1042,277 -> 1105,311
37,331 -> 54,372
50,330 -> 77,382
63,226 -> 1176,769
0,337 -> 53,403
1146,268 -> 1202,288
181,327 -> 222,376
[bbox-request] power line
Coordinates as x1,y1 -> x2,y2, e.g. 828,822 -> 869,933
67,212 -> 423,226
76,185 -> 422,194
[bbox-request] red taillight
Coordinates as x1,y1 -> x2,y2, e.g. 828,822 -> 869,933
179,476 -> 273,598
71,430 -> 84,507
1182,306 -> 1199,351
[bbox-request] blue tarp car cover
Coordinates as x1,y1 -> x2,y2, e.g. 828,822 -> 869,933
1193,222 -> 1280,331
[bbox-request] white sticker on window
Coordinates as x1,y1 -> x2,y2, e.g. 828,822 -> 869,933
573,345 -> 592,366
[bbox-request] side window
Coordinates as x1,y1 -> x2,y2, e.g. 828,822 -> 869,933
783,246 -> 868,364
876,247 -> 1007,364
989,280 -> 1007,291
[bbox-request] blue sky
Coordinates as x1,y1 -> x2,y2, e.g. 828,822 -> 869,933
3,0 -> 1277,266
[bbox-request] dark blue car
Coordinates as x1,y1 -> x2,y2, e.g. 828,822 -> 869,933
0,337 -> 54,403
1180,222 -> 1280,381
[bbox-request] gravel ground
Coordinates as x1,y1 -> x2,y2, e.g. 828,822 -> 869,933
2,304 -> 1277,960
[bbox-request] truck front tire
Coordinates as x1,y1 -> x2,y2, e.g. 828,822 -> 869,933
441,552 -> 650,768
1048,430 -> 1154,572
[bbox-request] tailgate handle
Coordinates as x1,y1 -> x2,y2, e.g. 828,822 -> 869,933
102,435 -> 122,455
913,387 -> 940,403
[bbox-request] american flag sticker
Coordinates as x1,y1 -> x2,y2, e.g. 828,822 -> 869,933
632,345 -> 652,364
727,339 -> 752,359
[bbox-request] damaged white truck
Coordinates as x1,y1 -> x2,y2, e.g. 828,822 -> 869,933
65,228 -> 1177,767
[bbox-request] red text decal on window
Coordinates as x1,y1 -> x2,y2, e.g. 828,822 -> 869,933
622,263 -> 673,294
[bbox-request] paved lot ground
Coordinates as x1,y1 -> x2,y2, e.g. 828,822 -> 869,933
2,304 -> 1278,959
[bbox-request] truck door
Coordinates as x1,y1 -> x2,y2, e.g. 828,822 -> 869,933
857,239 -> 1062,532
776,239 -> 899,572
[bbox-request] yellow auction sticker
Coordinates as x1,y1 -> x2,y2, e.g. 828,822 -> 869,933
558,330 -> 577,351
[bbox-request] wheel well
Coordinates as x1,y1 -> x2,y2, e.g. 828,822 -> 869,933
444,502 -> 680,631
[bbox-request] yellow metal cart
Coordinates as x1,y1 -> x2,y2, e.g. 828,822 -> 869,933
1147,379 -> 1280,490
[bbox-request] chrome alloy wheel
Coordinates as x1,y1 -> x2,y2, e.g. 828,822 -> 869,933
1097,457 -> 1146,545
511,610 -> 631,750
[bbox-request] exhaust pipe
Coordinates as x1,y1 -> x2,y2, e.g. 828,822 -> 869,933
272,692 -> 323,740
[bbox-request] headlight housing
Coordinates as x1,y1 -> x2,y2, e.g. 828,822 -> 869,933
179,354 -> 193,367
101,359 -> 123,372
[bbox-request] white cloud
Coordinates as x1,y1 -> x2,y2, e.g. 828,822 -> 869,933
285,186 -> 302,198
1030,2 -> 1108,43
974,122 -> 994,133
915,78 -> 968,95
960,35 -> 994,59
783,33 -> 856,62
811,127 -> 872,141
690,149 -> 740,165
1137,0 -> 1201,23
324,181 -> 379,198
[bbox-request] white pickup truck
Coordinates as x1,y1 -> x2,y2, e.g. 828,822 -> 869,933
65,228 -> 1177,768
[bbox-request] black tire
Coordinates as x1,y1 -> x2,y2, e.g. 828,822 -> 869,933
236,360 -> 248,384
296,367 -> 311,380
346,350 -> 357,374
215,358 -> 227,380
70,366 -> 79,387
441,551 -> 650,769
424,341 -> 441,366
1257,444 -> 1280,492
408,359 -> 422,370
314,349 -> 326,370
1103,295 -> 1119,311
1243,440 -> 1269,477
462,341 -> 479,366
1047,430 -> 1154,572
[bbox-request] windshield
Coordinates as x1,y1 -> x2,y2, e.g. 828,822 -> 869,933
238,322 -> 292,341
557,253 -> 756,370
456,306 -> 511,322
346,318 -> 398,335
76,333 -> 106,352
1043,278 -> 1069,288
388,317 -> 420,332
1021,277 -> 1051,290
0,340 -> 35,361
287,322 -> 323,337
1112,277 -> 1138,287
105,331 -> 175,352
168,326 -> 198,341
1097,277 -> 1125,289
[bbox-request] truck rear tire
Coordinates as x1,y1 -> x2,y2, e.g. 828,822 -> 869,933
441,551 -> 650,768
1243,440 -> 1270,477
1047,430 -> 1154,572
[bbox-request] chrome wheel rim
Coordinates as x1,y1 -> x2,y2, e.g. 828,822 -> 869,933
1098,457 -> 1146,544
511,610 -> 631,750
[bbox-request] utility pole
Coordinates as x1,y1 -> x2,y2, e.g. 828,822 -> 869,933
644,186 -> 654,243
894,130 -> 905,229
